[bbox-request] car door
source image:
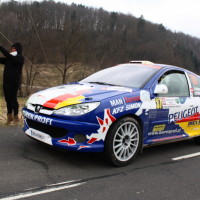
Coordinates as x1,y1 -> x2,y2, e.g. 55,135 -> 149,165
185,72 -> 200,137
147,70 -> 196,143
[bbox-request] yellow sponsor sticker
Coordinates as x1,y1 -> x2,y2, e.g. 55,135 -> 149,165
155,98 -> 163,109
153,124 -> 166,132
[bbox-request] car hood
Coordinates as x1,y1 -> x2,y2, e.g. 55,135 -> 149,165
27,82 -> 138,109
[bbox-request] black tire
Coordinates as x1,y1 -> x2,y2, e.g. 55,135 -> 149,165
194,136 -> 200,145
104,117 -> 142,167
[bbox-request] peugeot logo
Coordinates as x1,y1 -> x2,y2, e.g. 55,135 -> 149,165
35,105 -> 42,113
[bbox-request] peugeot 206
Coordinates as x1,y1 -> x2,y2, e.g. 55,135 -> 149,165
23,61 -> 200,166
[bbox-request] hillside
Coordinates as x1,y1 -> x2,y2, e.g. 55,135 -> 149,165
0,0 -> 200,96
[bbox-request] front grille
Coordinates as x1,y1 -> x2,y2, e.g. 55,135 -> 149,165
32,104 -> 54,110
26,119 -> 67,138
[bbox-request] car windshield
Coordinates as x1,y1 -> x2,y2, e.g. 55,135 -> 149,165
81,64 -> 160,88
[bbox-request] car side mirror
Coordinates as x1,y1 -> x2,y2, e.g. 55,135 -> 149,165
154,84 -> 168,94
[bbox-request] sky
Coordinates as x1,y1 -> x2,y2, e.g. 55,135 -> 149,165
1,0 -> 200,38
60,0 -> 200,39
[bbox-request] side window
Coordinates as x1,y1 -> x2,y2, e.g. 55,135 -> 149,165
188,73 -> 200,96
158,71 -> 189,97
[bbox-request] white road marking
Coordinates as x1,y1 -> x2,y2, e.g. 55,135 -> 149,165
46,180 -> 77,187
0,181 -> 85,200
172,152 -> 200,161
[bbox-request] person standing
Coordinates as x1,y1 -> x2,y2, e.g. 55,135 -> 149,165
0,43 -> 24,125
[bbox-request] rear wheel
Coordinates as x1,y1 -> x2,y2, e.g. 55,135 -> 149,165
104,117 -> 142,166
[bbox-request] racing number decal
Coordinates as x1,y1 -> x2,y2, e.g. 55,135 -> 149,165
155,98 -> 163,109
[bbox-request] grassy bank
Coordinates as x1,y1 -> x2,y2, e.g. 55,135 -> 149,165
0,65 -> 2,96
0,97 -> 27,126
0,66 -> 3,124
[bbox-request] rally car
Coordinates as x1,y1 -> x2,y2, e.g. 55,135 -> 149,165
23,61 -> 200,166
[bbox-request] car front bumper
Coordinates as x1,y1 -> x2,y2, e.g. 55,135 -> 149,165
22,108 -> 104,152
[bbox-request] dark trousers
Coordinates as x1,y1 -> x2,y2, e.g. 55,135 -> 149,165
3,82 -> 20,115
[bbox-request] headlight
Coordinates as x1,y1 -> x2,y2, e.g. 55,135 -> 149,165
25,100 -> 29,108
24,94 -> 34,108
24,99 -> 35,111
53,102 -> 100,116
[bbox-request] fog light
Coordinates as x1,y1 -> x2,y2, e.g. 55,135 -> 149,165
74,134 -> 87,143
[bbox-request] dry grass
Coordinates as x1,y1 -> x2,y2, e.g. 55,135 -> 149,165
0,97 -> 27,126
22,62 -> 94,88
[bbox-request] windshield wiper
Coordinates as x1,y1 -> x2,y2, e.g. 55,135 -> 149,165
88,82 -> 118,86
89,81 -> 108,85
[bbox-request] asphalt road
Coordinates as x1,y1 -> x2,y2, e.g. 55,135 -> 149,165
0,126 -> 200,200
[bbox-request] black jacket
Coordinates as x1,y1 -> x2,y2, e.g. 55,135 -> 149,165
0,45 -> 24,84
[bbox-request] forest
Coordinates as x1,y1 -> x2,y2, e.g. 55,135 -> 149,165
0,0 -> 200,95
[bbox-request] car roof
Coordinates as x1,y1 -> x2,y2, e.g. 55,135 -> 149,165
126,60 -> 197,75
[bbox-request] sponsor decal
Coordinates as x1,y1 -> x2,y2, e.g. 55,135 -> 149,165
169,106 -> 198,122
125,103 -> 141,111
31,129 -> 45,140
179,97 -> 187,104
124,96 -> 140,103
149,110 -> 158,119
175,99 -> 180,104
87,109 -> 116,144
23,110 -> 53,125
152,124 -> 166,132
163,98 -> 181,108
148,128 -> 181,136
25,128 -> 52,145
112,103 -> 141,115
193,87 -> 200,96
155,97 -> 181,109
149,109 -> 169,119
110,98 -> 124,106
112,106 -> 124,114
188,120 -> 200,127
58,138 -> 76,146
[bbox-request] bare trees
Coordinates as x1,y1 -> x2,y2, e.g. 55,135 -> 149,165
0,0 -> 200,95
55,10 -> 85,83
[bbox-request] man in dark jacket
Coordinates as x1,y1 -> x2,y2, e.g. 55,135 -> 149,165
0,43 -> 24,125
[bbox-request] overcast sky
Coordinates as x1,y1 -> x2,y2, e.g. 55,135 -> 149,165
61,0 -> 200,39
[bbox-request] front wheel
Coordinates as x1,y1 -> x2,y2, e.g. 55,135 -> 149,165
104,117 -> 142,166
